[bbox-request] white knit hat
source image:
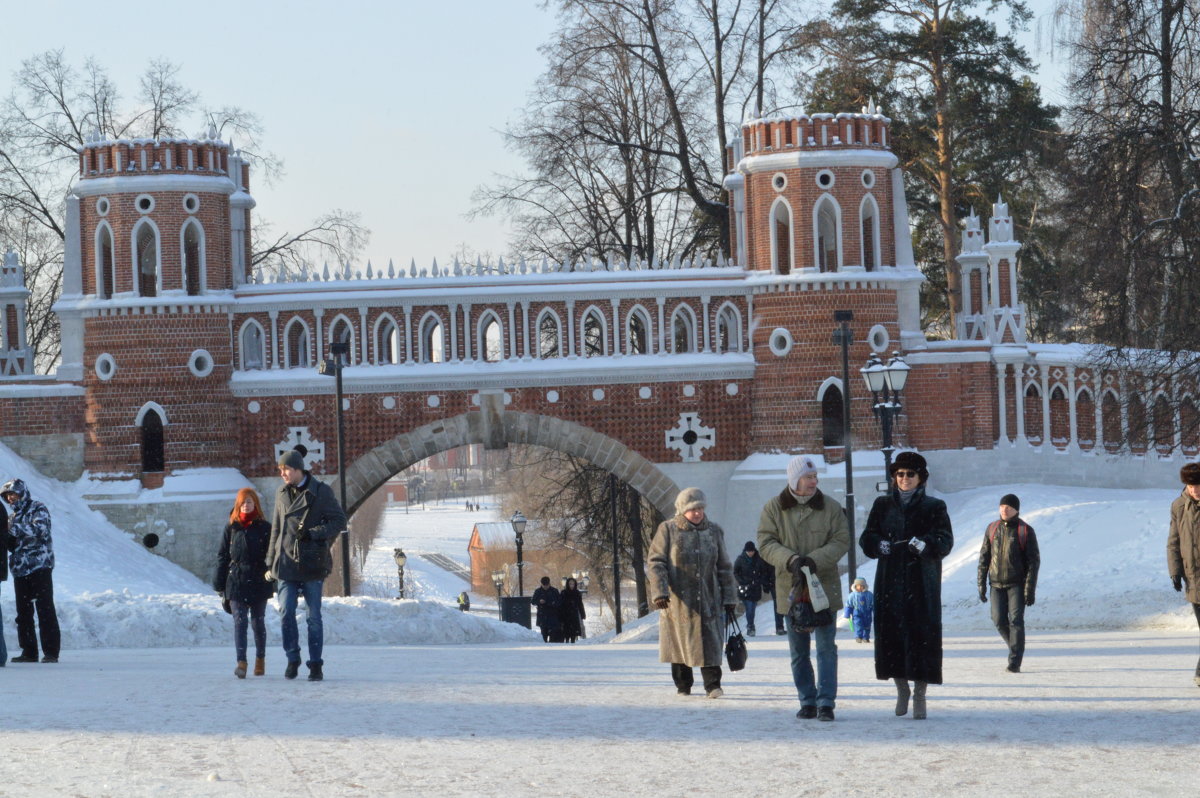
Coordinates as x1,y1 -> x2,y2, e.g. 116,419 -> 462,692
674,487 -> 707,515
787,455 -> 818,487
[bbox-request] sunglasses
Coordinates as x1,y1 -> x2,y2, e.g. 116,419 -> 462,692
893,470 -> 919,478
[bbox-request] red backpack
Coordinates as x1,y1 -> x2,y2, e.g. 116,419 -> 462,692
987,519 -> 1029,551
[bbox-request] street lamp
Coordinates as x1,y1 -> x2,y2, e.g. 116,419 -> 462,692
833,310 -> 857,585
861,351 -> 911,475
491,569 -> 506,599
318,340 -> 352,596
511,510 -> 527,597
393,548 -> 407,599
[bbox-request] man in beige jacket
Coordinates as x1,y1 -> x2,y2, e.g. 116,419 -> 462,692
758,456 -> 850,721
1168,462 -> 1200,687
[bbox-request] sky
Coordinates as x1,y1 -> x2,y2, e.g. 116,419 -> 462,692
1,0 -> 1068,270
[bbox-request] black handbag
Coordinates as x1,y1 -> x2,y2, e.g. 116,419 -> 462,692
788,570 -> 833,632
724,611 -> 748,671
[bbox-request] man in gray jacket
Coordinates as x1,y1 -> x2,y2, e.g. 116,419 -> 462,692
266,448 -> 347,681
978,493 -> 1040,673
758,456 -> 849,721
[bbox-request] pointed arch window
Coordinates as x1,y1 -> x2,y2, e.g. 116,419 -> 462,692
582,308 -> 606,357
538,311 -> 560,358
821,384 -> 845,447
1076,388 -> 1096,449
96,224 -> 115,299
671,306 -> 696,353
419,314 -> 445,363
285,319 -> 311,368
376,315 -> 400,365
141,409 -> 164,473
626,307 -> 650,355
479,313 -> 503,362
182,220 -> 204,295
239,321 -> 265,370
771,199 -> 792,275
860,195 -> 879,270
815,196 -> 840,272
329,317 -> 355,365
1153,394 -> 1173,453
135,221 -> 159,297
716,305 -> 741,353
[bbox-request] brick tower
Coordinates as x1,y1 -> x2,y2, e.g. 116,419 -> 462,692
58,129 -> 257,483
723,106 -> 926,458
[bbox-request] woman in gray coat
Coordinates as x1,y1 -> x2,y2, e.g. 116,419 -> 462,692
648,487 -> 737,698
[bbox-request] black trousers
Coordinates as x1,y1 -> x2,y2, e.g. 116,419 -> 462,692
671,663 -> 722,693
14,568 -> 60,659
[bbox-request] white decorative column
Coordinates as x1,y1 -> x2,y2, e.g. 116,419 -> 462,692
269,310 -> 279,369
313,309 -> 324,364
1014,364 -> 1027,444
701,296 -> 712,352
996,362 -> 1008,444
521,301 -> 532,360
1066,366 -> 1079,450
403,306 -> 413,365
1040,363 -> 1051,446
656,297 -> 667,355
462,304 -> 472,361
450,304 -> 460,362
610,298 -> 621,356
507,302 -> 517,360
566,300 -> 576,358
358,307 -> 369,364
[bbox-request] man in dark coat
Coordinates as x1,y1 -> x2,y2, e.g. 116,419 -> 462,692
1168,462 -> 1200,687
4,479 -> 60,664
859,452 -> 953,719
531,576 -> 561,642
978,493 -> 1040,673
265,449 -> 347,681
0,498 -> 8,666
733,541 -> 768,636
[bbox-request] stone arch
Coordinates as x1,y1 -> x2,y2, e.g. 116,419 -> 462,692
335,409 -> 680,518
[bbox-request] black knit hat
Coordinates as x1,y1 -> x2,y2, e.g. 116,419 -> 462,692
1000,493 -> 1020,512
743,541 -> 757,552
1181,463 -> 1200,486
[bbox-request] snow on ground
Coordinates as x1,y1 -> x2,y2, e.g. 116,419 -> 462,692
1,631 -> 1197,797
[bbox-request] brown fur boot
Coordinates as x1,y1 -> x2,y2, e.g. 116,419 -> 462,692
234,661 -> 248,679
253,658 -> 265,676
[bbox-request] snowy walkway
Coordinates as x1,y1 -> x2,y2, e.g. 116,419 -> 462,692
1,629 -> 1196,797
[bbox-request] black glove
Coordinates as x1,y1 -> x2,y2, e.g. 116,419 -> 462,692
789,556 -> 817,577
1172,575 -> 1183,592
294,525 -> 309,541
1025,592 -> 1035,607
979,589 -> 988,603
724,604 -> 736,616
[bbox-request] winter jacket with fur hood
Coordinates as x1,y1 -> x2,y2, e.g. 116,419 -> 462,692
647,514 -> 736,667
757,488 -> 850,616
5,479 -> 54,578
1168,490 -> 1200,603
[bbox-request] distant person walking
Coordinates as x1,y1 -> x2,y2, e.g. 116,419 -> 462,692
758,455 -> 849,721
265,448 -> 347,681
559,577 -> 586,643
648,487 -> 737,698
3,479 -> 60,664
978,493 -> 1040,673
532,577 -> 562,642
213,488 -> 275,679
733,541 -> 768,636
860,452 -> 953,719
457,591 -> 471,612
1168,462 -> 1200,687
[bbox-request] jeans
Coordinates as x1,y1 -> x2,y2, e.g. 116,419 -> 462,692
277,579 -> 324,666
1191,603 -> 1200,675
990,585 -> 1026,668
787,621 -> 838,708
14,568 -> 60,659
741,599 -> 757,631
232,599 -> 268,662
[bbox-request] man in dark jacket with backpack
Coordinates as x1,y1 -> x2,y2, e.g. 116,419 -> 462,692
266,449 -> 346,682
978,493 -> 1040,673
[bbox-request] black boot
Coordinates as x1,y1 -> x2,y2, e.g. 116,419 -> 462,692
307,663 -> 323,681
284,661 -> 300,679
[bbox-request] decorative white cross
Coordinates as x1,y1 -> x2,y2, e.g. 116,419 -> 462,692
665,412 -> 716,462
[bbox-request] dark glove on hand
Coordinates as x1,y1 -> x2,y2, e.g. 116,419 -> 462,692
979,589 -> 988,603
1025,593 -> 1035,607
724,604 -> 736,616
795,556 -> 817,574
1172,575 -> 1183,592
877,540 -> 892,556
653,596 -> 669,610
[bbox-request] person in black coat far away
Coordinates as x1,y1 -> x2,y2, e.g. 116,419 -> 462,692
532,576 -> 562,642
214,487 -> 276,679
559,577 -> 587,643
859,451 -> 954,720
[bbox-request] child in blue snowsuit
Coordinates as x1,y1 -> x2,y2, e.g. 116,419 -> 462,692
844,577 -> 874,643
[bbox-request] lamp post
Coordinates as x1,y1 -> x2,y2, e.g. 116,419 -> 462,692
861,351 -> 911,475
393,548 -> 407,599
318,340 -> 352,596
510,510 -> 527,597
833,310 -> 857,584
492,569 -> 505,600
